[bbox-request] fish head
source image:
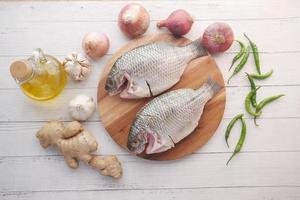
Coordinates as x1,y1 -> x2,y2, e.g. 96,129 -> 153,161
105,66 -> 127,95
127,125 -> 148,154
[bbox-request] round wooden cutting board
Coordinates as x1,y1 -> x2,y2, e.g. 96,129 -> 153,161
97,33 -> 226,161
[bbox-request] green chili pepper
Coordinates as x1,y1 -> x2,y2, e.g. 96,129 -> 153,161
227,45 -> 250,84
254,94 -> 285,125
245,73 -> 258,107
256,94 -> 285,111
244,33 -> 261,74
225,113 -> 244,148
245,87 -> 262,117
229,40 -> 246,71
249,69 -> 273,80
226,117 -> 247,165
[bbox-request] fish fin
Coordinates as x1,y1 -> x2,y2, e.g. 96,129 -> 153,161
145,80 -> 154,97
205,77 -> 222,96
168,135 -> 176,146
186,39 -> 208,58
120,77 -> 151,99
145,132 -> 173,154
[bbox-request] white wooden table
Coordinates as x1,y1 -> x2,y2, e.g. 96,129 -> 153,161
0,1 -> 300,199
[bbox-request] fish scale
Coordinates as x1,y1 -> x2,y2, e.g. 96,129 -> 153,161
127,78 -> 221,154
145,89 -> 204,141
105,40 -> 207,99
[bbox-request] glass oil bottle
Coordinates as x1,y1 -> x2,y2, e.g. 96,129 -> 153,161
10,48 -> 67,101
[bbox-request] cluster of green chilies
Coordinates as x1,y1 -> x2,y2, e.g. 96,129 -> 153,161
228,34 -> 274,83
225,33 -> 284,165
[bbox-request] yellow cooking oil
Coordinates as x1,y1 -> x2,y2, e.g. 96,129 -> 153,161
10,49 -> 67,101
21,56 -> 67,100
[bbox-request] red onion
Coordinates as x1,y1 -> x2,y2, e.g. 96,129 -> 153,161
201,22 -> 234,54
157,9 -> 193,36
82,32 -> 110,60
118,3 -> 150,38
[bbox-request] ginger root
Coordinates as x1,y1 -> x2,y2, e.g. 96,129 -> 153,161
89,155 -> 123,179
36,121 -> 64,148
57,121 -> 98,168
37,121 -> 97,169
36,120 -> 122,178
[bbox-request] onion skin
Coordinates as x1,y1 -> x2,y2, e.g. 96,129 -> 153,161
201,22 -> 234,54
82,32 -> 110,60
157,9 -> 193,36
118,3 -> 150,38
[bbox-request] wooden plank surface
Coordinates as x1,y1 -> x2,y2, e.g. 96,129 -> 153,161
0,0 -> 300,199
0,118 -> 299,157
0,0 -> 299,22
1,152 -> 300,191
1,187 -> 300,200
0,20 -> 299,56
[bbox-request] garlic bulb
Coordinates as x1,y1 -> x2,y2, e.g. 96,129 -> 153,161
63,52 -> 91,81
68,95 -> 96,121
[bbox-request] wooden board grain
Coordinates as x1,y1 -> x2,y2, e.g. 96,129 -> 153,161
97,33 -> 226,160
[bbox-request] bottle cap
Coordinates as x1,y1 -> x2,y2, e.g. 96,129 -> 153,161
10,60 -> 33,82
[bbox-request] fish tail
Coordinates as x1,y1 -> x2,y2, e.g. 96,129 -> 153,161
185,39 -> 208,58
204,77 -> 222,96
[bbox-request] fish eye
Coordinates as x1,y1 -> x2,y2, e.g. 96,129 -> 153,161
106,78 -> 113,86
137,134 -> 143,140
131,139 -> 140,148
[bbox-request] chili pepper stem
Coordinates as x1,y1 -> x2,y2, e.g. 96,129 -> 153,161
243,33 -> 251,44
226,141 -> 230,148
254,117 -> 259,126
229,63 -> 234,71
226,152 -> 237,166
227,74 -> 234,84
